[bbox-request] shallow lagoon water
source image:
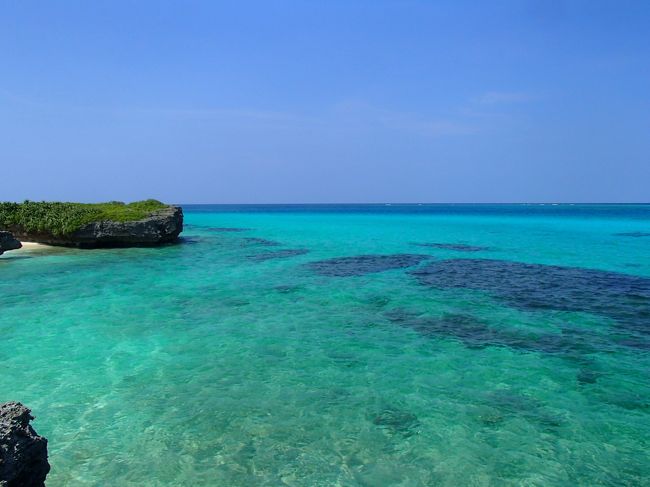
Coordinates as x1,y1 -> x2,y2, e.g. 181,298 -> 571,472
1,204 -> 649,486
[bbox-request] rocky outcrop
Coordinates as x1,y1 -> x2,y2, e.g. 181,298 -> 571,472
0,232 -> 21,256
8,206 -> 183,248
0,402 -> 50,487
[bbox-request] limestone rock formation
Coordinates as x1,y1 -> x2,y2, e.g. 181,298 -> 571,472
0,402 -> 50,487
0,232 -> 21,256
9,206 -> 183,248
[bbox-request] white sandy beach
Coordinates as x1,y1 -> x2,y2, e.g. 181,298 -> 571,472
19,242 -> 50,249
1,241 -> 52,258
13,241 -> 56,253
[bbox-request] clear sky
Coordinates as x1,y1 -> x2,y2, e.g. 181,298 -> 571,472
2,1 -> 649,203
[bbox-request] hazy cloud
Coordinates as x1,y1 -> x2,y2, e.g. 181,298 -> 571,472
477,91 -> 532,105
332,100 -> 476,137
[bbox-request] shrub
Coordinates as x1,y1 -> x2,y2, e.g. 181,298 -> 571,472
0,200 -> 168,236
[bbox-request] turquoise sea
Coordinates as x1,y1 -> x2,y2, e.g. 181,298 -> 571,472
1,204 -> 649,486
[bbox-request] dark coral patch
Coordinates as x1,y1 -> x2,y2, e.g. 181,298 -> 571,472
613,232 -> 650,237
480,391 -> 563,429
248,249 -> 309,262
410,259 -> 650,336
208,227 -> 251,232
242,237 -> 281,247
387,310 -> 624,390
386,310 -> 624,357
182,225 -> 250,232
386,311 -> 501,349
274,285 -> 302,293
577,369 -> 602,384
371,407 -> 420,436
178,236 -> 204,245
307,254 -> 429,277
366,296 -> 391,308
412,242 -> 490,252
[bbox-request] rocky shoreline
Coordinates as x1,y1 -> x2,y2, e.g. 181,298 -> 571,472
0,232 -> 21,256
0,402 -> 50,486
4,206 -> 183,249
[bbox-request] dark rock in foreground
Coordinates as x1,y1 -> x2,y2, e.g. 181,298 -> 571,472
0,402 -> 50,487
0,232 -> 21,256
9,206 -> 183,248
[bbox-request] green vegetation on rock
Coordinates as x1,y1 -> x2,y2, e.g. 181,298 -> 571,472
0,200 -> 168,236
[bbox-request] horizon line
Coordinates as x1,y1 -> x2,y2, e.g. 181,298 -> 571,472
176,202 -> 650,206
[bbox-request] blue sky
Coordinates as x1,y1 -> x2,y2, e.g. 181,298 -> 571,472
2,0 -> 649,203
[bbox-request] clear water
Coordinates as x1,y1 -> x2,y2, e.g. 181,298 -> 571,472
1,204 -> 649,486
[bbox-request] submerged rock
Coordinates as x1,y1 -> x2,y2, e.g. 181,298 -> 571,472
307,254 -> 429,277
0,402 -> 50,486
242,237 -> 281,247
411,242 -> 489,252
410,258 -> 650,338
387,311 -> 505,349
0,232 -> 21,255
206,227 -> 251,233
371,406 -> 420,436
248,249 -> 309,261
8,206 -> 183,248
613,232 -> 650,237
